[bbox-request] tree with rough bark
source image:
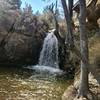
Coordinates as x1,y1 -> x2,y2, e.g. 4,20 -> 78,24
78,0 -> 90,98
61,0 -> 74,48
60,0 -> 92,98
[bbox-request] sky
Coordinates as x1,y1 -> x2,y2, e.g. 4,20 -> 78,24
21,0 -> 78,13
21,0 -> 55,13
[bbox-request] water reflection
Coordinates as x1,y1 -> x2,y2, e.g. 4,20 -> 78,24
0,66 -> 72,100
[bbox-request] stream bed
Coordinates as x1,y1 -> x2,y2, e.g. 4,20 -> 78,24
0,66 -> 72,100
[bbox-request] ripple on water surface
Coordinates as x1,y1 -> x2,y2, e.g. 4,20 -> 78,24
0,66 -> 72,100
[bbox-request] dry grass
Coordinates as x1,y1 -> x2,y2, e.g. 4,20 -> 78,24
89,35 -> 100,65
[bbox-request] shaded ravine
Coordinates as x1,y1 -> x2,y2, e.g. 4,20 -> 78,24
0,31 -> 73,100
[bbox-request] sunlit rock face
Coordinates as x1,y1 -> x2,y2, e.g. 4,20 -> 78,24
0,0 -> 48,66
0,0 -> 20,32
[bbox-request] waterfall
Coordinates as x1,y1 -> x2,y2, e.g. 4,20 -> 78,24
26,30 -> 64,75
39,31 -> 59,68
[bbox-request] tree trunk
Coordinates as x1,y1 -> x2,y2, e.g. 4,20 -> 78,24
78,0 -> 89,97
61,0 -> 74,47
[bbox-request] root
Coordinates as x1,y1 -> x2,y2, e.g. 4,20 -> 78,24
76,90 -> 97,100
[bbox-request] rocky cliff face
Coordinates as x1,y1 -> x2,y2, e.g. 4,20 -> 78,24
0,0 -> 49,66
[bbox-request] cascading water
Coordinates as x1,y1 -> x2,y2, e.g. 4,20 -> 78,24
27,30 -> 63,74
39,31 -> 59,68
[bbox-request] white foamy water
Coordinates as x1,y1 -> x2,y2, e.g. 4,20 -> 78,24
39,32 -> 59,68
27,65 -> 64,75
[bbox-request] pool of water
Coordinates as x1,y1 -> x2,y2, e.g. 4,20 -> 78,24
0,66 -> 72,100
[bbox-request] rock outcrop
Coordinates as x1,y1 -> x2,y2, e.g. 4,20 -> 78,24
0,0 -> 49,66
